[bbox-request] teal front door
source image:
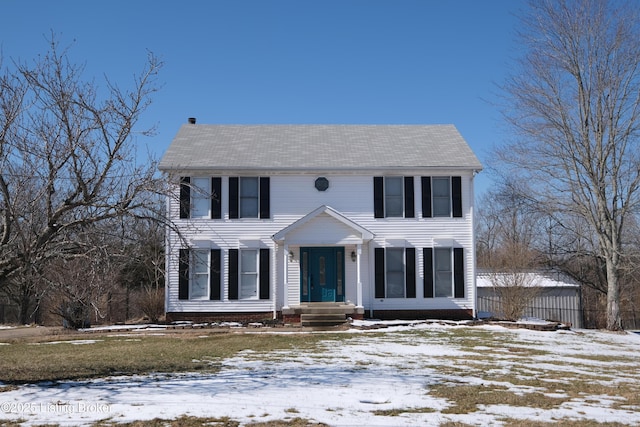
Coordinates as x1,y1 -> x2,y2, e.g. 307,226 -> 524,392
300,247 -> 345,302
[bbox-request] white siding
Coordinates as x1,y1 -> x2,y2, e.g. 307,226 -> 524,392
166,172 -> 477,315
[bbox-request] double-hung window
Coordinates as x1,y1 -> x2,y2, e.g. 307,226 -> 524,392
385,248 -> 406,297
384,177 -> 404,217
178,248 -> 221,300
178,177 -> 222,219
374,247 -> 416,298
228,248 -> 270,300
373,176 -> 415,218
192,177 -> 212,218
240,249 -> 258,299
229,177 -> 270,219
240,178 -> 259,218
191,249 -> 210,299
432,178 -> 452,217
434,248 -> 453,297
424,247 -> 464,298
421,176 -> 462,218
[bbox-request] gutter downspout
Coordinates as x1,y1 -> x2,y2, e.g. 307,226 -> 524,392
356,244 -> 363,308
471,171 -> 478,319
273,243 -> 284,320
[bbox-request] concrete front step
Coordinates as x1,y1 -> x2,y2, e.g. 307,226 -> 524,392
300,313 -> 347,327
297,306 -> 355,315
291,303 -> 359,315
282,303 -> 364,326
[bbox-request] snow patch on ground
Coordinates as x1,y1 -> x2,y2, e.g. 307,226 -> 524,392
1,322 -> 639,426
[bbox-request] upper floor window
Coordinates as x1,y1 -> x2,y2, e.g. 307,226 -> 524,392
179,177 -> 221,219
240,178 -> 259,218
384,177 -> 403,217
192,177 -> 213,218
432,178 -> 451,217
421,176 -> 462,218
373,176 -> 415,218
230,177 -> 270,219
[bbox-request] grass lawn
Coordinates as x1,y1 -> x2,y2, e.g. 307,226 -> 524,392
1,324 -> 639,427
0,329 -> 338,384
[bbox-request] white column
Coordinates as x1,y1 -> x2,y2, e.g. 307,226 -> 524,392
283,244 -> 290,309
356,244 -> 363,307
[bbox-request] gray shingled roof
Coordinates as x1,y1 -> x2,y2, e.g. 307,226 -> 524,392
158,124 -> 483,172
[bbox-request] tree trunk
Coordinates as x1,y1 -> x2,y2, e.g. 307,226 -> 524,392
19,288 -> 31,325
606,259 -> 623,330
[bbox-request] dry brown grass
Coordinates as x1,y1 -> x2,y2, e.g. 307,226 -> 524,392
0,330 -> 335,384
1,325 -> 638,427
430,383 -> 568,414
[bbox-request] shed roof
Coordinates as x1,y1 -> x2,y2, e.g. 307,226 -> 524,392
477,272 -> 580,288
158,124 -> 483,172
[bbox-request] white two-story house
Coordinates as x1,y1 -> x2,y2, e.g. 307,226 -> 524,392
159,122 -> 482,325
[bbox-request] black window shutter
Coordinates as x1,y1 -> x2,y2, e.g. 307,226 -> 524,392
210,249 -> 221,300
229,177 -> 239,219
373,177 -> 384,218
178,249 -> 189,300
423,248 -> 434,298
228,249 -> 239,300
421,177 -> 432,218
406,247 -> 416,298
452,176 -> 462,218
259,177 -> 270,219
259,248 -> 270,299
404,176 -> 415,218
211,178 -> 222,219
179,177 -> 190,219
374,248 -> 385,298
454,247 -> 464,298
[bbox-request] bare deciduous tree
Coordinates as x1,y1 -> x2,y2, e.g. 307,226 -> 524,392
118,216 -> 165,323
476,187 -> 545,320
0,36 -> 163,324
486,243 -> 543,322
496,0 -> 640,330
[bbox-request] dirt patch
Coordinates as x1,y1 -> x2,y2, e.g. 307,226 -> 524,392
0,322 -> 321,343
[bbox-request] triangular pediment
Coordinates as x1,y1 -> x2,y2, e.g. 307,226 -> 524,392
272,205 -> 374,245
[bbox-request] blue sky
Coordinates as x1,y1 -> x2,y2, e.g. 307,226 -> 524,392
1,0 -> 525,195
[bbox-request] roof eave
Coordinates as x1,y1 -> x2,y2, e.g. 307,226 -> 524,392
158,165 -> 483,173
